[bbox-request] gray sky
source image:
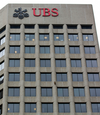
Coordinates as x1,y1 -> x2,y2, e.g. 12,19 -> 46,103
0,0 -> 100,46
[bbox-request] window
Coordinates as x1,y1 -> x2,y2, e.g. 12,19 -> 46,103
58,103 -> 70,113
83,34 -> 94,41
53,25 -> 63,29
84,46 -> 95,54
91,103 -> 100,112
75,103 -> 87,113
55,59 -> 66,67
86,59 -> 97,67
9,59 -> 20,67
41,88 -> 52,96
42,103 -> 53,113
25,103 -> 36,113
72,73 -> 83,81
68,34 -> 78,41
74,88 -> 85,96
39,25 -> 49,29
9,46 -> 20,53
55,46 -> 65,54
54,34 -> 64,41
69,46 -> 80,54
24,24 -> 34,29
40,59 -> 51,67
0,61 -> 4,71
9,73 -> 20,81
0,48 -> 5,58
41,73 -> 51,81
39,34 -> 49,41
0,89 -> 3,99
90,88 -> 100,96
25,46 -> 35,53
81,25 -> 92,29
25,34 -> 35,41
10,34 -> 20,41
25,73 -> 36,81
71,59 -> 81,67
0,105 -> 2,115
56,73 -> 67,81
40,46 -> 50,54
67,25 -> 77,29
25,87 -> 36,96
25,59 -> 35,67
8,88 -> 20,96
0,75 -> 4,84
10,24 -> 20,29
8,103 -> 19,113
0,26 -> 6,34
57,88 -> 68,97
0,36 -> 5,45
88,73 -> 100,81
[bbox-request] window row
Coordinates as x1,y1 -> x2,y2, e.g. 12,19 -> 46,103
8,103 -> 100,113
8,73 -> 100,82
9,33 -> 94,41
0,48 -> 5,58
9,59 -> 98,67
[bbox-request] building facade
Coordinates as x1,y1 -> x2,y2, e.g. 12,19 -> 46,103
0,4 -> 100,115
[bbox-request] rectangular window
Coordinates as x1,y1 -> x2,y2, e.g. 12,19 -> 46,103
0,36 -> 5,45
25,46 -> 35,53
72,73 -> 83,81
56,73 -> 67,81
41,73 -> 51,81
57,88 -> 68,97
90,88 -> 100,96
24,24 -> 34,29
0,105 -> 2,115
84,46 -> 95,54
91,103 -> 100,112
42,103 -> 53,113
55,46 -> 65,54
0,89 -> 3,99
10,34 -> 20,41
53,25 -> 63,29
40,46 -> 50,54
9,46 -> 20,53
86,59 -> 97,67
54,34 -> 64,41
10,24 -> 20,29
71,59 -> 81,67
0,26 -> 6,34
8,103 -> 19,113
58,103 -> 70,113
88,73 -> 100,81
39,25 -> 49,29
8,87 -> 20,96
39,34 -> 49,41
41,87 -> 52,96
25,73 -> 36,81
0,61 -> 4,71
0,48 -> 5,58
9,59 -> 20,67
25,103 -> 36,113
74,88 -> 85,96
67,25 -> 77,29
83,34 -> 94,41
68,34 -> 78,41
55,59 -> 66,67
0,75 -> 4,84
81,25 -> 92,29
25,87 -> 36,96
40,59 -> 51,67
69,46 -> 80,54
25,34 -> 35,41
25,59 -> 35,67
75,103 -> 87,113
9,73 -> 20,81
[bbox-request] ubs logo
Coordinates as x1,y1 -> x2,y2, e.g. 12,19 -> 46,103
13,8 -> 29,19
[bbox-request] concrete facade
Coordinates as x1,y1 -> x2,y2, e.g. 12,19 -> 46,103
0,4 -> 100,115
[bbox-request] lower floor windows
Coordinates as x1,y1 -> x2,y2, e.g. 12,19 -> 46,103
58,103 -> 70,113
8,103 -> 19,113
42,103 -> 53,113
75,103 -> 87,113
25,103 -> 36,113
91,103 -> 100,112
0,105 -> 2,115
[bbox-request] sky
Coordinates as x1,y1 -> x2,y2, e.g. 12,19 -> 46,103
0,0 -> 100,46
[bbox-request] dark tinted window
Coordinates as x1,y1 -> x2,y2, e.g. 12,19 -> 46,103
9,73 -> 20,81
25,73 -> 36,81
54,34 -> 64,41
68,34 -> 78,41
39,25 -> 49,29
10,25 -> 20,29
8,88 -> 20,96
39,34 -> 49,41
81,25 -> 92,29
25,59 -> 35,67
69,46 -> 80,54
71,59 -> 81,67
41,88 -> 52,96
91,103 -> 100,112
58,103 -> 70,113
0,26 -> 6,34
53,25 -> 63,29
74,88 -> 85,96
0,105 -> 2,114
72,73 -> 83,81
83,34 -> 94,41
55,59 -> 66,67
75,103 -> 87,113
8,103 -> 19,113
25,103 -> 36,113
40,46 -> 50,54
24,24 -> 34,29
88,73 -> 100,81
40,59 -> 51,67
0,89 -> 3,99
67,25 -> 77,29
0,75 -> 4,84
56,73 -> 67,81
55,46 -> 65,54
57,88 -> 68,97
10,34 -> 20,41
41,73 -> 51,81
42,103 -> 53,113
84,46 -> 95,54
9,46 -> 20,53
86,59 -> 97,67
25,46 -> 35,53
9,59 -> 20,67
25,87 -> 36,96
25,34 -> 35,41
